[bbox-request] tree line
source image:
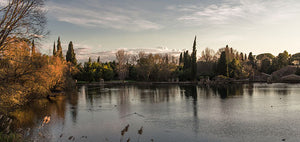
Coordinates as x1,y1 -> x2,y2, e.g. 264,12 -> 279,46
74,38 -> 300,82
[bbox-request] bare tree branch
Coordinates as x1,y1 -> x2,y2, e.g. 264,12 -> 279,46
0,0 -> 47,53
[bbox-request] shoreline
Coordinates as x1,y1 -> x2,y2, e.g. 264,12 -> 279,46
76,80 -> 300,86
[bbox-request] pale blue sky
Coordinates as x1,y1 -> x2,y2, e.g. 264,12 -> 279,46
41,0 -> 300,61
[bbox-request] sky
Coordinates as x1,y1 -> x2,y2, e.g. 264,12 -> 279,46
41,0 -> 300,61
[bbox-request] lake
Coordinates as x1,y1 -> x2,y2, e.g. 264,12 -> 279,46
12,83 -> 300,141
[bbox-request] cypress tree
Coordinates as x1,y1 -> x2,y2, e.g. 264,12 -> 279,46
240,52 -> 244,61
66,41 -> 77,65
191,36 -> 197,80
97,56 -> 100,63
179,53 -> 183,64
248,52 -> 254,61
57,37 -> 63,59
248,52 -> 255,68
31,40 -> 36,55
225,45 -> 230,63
53,41 -> 56,56
183,51 -> 190,70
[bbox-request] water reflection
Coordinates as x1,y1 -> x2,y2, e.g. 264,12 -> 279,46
209,84 -> 244,99
7,83 -> 300,141
180,85 -> 199,134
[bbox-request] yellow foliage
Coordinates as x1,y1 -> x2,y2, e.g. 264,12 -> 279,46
0,37 -> 72,107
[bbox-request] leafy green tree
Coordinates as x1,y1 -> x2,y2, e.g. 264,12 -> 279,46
82,57 -> 94,82
256,53 -> 275,60
66,41 -> 77,65
127,64 -> 137,80
229,58 -> 242,78
136,52 -> 153,81
260,58 -> 272,74
277,50 -> 289,68
102,64 -> 114,81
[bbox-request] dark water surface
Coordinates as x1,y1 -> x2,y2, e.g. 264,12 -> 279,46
12,83 -> 300,141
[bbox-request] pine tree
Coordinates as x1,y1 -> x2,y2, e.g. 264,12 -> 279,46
53,41 -> 56,56
57,37 -> 63,59
66,41 -> 77,65
191,36 -> 197,80
31,40 -> 36,55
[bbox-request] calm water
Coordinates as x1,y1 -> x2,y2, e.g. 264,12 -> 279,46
11,83 -> 300,142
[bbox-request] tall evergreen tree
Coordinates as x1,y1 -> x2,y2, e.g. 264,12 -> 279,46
183,50 -> 191,70
248,52 -> 255,68
97,56 -> 100,63
56,37 -> 63,59
240,52 -> 244,61
66,41 -> 77,65
248,52 -> 254,61
31,40 -> 36,55
53,41 -> 56,56
191,36 -> 197,80
179,53 -> 183,64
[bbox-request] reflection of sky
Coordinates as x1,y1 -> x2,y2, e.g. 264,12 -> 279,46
17,84 -> 300,141
37,0 -> 300,61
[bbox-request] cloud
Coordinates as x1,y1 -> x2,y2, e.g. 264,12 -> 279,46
0,0 -> 8,7
71,45 -> 183,63
171,0 -> 300,26
46,1 -> 162,31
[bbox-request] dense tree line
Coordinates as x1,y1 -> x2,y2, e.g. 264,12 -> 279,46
74,37 -> 300,82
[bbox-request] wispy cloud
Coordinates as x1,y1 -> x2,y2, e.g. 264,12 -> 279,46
171,0 -> 300,26
46,1 -> 162,31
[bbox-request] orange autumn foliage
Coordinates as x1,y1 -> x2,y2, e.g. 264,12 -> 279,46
0,37 -> 74,107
